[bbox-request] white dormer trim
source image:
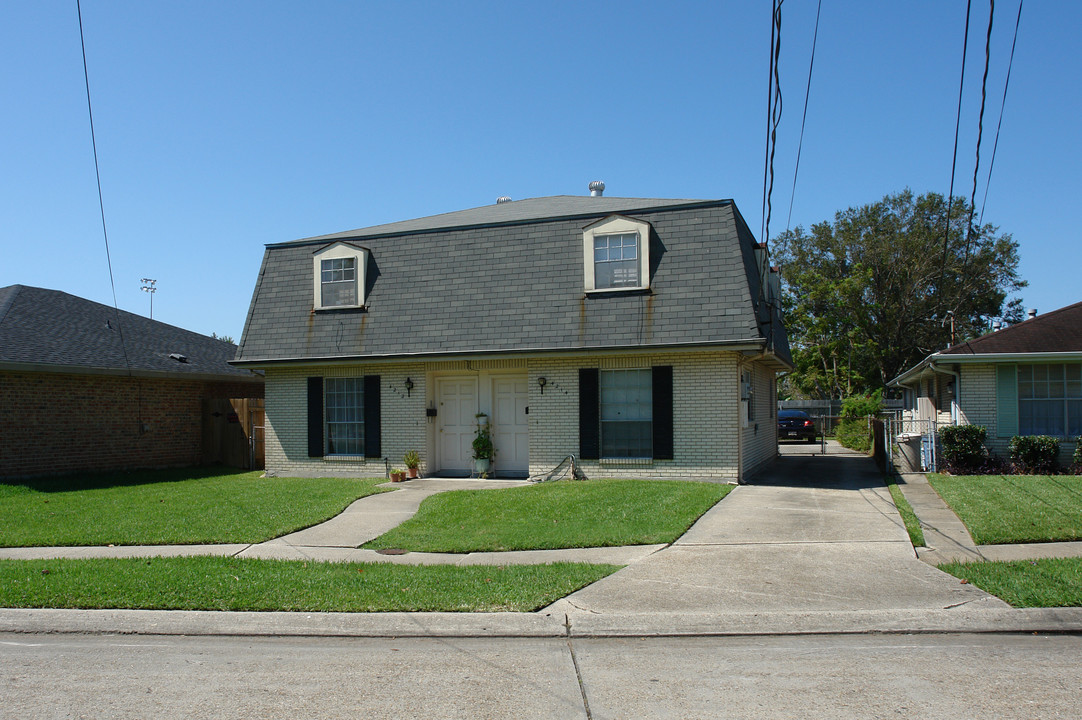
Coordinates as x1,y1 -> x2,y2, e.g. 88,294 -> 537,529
312,242 -> 368,310
583,215 -> 652,293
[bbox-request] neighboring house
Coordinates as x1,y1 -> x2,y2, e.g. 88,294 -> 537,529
889,302 -> 1082,465
233,190 -> 792,482
0,285 -> 265,479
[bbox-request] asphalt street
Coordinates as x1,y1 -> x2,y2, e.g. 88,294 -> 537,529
3,632 -> 1080,719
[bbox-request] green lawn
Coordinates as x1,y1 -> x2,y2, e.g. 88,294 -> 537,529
0,557 -> 619,613
938,557 -> 1082,608
886,475 -> 925,547
0,468 -> 386,547
364,479 -> 731,553
927,474 -> 1082,545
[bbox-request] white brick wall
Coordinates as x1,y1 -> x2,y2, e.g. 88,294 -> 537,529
264,351 -> 780,481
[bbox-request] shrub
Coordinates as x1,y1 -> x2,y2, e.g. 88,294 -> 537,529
1074,437 -> 1082,474
1008,435 -> 1060,474
836,391 -> 883,453
939,425 -> 988,473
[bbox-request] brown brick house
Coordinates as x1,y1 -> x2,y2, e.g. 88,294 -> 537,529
0,285 -> 264,479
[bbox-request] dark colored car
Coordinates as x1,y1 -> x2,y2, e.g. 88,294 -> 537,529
778,409 -> 817,443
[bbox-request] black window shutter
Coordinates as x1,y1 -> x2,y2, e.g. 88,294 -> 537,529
363,375 -> 381,458
652,366 -> 674,460
307,376 -> 324,457
579,368 -> 600,460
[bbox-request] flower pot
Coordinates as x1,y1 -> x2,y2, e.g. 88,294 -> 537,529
407,467 -> 418,479
391,471 -> 406,482
474,458 -> 490,475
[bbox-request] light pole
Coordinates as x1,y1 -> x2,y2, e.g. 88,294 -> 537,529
140,278 -> 157,319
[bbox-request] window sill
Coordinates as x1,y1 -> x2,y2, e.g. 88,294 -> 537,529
313,305 -> 368,314
598,457 -> 654,468
322,454 -> 369,463
585,287 -> 652,298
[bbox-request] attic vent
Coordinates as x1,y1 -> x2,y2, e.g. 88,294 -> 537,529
1027,308 -> 1038,320
589,181 -> 605,197
169,353 -> 189,364
496,196 -> 512,204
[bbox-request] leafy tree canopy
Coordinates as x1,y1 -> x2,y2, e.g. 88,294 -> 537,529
773,189 -> 1025,398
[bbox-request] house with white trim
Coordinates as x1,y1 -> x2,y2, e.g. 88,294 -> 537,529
233,188 -> 792,482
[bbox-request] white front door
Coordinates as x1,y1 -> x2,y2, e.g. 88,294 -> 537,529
492,375 -> 529,476
437,377 -> 477,475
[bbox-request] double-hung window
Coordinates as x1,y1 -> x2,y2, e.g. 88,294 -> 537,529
312,242 -> 367,310
325,377 -> 364,455
593,234 -> 641,289
600,369 -> 653,458
1018,364 -> 1082,437
320,257 -> 357,307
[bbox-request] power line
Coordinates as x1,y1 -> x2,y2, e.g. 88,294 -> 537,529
77,0 -> 132,374
964,0 -> 995,269
979,0 -> 1023,228
785,0 -> 822,233
939,0 -> 973,290
760,0 -> 784,245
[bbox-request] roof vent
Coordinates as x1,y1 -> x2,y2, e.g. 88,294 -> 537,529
1027,308 -> 1038,320
992,320 -> 1002,332
496,196 -> 512,204
169,353 -> 189,364
589,180 -> 605,197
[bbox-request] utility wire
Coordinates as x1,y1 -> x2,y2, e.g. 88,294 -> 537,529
939,0 -> 972,293
77,0 -> 132,374
761,2 -> 779,243
785,0 -> 822,233
761,0 -> 784,246
963,0 -> 995,269
979,0 -> 1023,228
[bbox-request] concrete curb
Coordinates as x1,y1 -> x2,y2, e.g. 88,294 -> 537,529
3,606 -> 1081,639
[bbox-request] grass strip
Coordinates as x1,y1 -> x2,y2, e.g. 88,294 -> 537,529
927,474 -> 1082,545
0,557 -> 620,613
365,479 -> 732,552
938,557 -> 1082,608
885,475 -> 925,547
0,468 -> 386,547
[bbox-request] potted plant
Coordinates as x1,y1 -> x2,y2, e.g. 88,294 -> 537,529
403,450 -> 421,479
390,468 -> 406,483
472,413 -> 495,476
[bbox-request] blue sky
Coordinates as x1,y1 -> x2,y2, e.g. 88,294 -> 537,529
2,1 -> 1078,340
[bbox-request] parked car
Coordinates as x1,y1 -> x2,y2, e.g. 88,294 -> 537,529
778,409 -> 817,443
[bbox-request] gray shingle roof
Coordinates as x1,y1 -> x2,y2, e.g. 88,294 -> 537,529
0,285 -> 263,381
236,196 -> 792,365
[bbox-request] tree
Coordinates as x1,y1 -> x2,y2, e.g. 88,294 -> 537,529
211,332 -> 235,344
774,189 -> 1025,397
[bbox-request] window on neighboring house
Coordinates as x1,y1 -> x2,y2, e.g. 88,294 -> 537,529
325,377 -> 364,455
582,215 -> 651,292
312,242 -> 367,310
1018,363 -> 1082,436
600,369 -> 653,458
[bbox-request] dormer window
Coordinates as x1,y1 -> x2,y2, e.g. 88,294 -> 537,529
583,215 -> 651,292
313,242 -> 367,310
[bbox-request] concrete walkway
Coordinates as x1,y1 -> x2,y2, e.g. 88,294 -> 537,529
893,470 -> 1082,565
0,477 -> 662,568
548,443 -> 1009,631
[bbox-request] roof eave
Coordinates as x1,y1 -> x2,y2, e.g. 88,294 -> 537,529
230,338 -> 775,368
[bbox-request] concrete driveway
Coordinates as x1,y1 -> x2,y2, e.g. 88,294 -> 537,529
548,440 -> 1006,626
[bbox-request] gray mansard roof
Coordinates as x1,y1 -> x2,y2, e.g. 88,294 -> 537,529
234,196 -> 791,366
0,285 -> 262,382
